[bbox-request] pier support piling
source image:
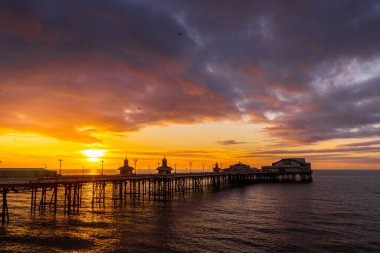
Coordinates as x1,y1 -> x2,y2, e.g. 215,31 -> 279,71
1,188 -> 9,224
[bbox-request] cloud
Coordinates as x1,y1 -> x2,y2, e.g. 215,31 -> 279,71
249,146 -> 380,156
217,140 -> 247,145
1,0 -> 380,144
339,139 -> 380,147
265,75 -> 380,143
306,156 -> 380,165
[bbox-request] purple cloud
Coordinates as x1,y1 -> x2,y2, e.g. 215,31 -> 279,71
217,140 -> 248,145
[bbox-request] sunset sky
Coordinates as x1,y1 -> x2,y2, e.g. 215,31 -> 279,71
1,1 -> 380,172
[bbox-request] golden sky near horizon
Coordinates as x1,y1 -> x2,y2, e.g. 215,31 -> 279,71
1,122 -> 380,171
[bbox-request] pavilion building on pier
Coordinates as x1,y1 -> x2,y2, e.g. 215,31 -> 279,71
118,157 -> 134,175
0,168 -> 57,179
223,162 -> 258,173
213,162 -> 221,172
156,155 -> 173,175
261,158 -> 311,172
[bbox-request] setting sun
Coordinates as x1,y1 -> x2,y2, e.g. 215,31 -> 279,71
81,149 -> 106,162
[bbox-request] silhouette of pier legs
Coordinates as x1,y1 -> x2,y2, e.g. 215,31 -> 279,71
1,188 -> 9,224
30,185 -> 59,214
64,183 -> 82,214
92,182 -> 106,207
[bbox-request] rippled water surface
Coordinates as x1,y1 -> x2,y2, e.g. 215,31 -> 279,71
1,170 -> 380,252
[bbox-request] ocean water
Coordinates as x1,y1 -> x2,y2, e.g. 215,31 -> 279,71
1,170 -> 380,252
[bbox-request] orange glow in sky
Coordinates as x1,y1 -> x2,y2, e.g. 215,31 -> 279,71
1,122 -> 380,172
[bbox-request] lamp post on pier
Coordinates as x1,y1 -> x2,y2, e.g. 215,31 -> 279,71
58,159 -> 63,175
189,161 -> 192,173
101,160 -> 104,175
202,163 -> 205,173
133,158 -> 138,175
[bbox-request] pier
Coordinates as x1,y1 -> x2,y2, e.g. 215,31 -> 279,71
0,171 -> 312,224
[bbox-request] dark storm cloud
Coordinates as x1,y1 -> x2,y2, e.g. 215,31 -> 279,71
1,0 -> 380,143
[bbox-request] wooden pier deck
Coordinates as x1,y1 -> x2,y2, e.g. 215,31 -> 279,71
0,171 -> 312,224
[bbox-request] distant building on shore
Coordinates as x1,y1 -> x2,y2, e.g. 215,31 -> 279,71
156,155 -> 173,175
0,168 -> 57,179
261,158 -> 311,172
118,157 -> 134,175
223,162 -> 258,173
213,162 -> 221,173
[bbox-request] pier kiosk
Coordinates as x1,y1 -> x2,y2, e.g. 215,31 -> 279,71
118,158 -> 134,175
156,155 -> 173,175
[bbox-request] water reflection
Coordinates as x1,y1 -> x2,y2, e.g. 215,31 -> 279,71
1,171 -> 380,252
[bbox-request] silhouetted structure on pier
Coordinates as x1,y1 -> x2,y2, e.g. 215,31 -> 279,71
213,162 -> 221,173
223,162 -> 259,173
0,168 -> 57,179
156,155 -> 173,175
118,157 -> 134,175
262,158 -> 312,173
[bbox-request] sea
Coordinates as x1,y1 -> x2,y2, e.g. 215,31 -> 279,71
1,170 -> 380,253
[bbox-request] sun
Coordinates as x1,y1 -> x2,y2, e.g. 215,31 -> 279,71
81,149 -> 106,162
